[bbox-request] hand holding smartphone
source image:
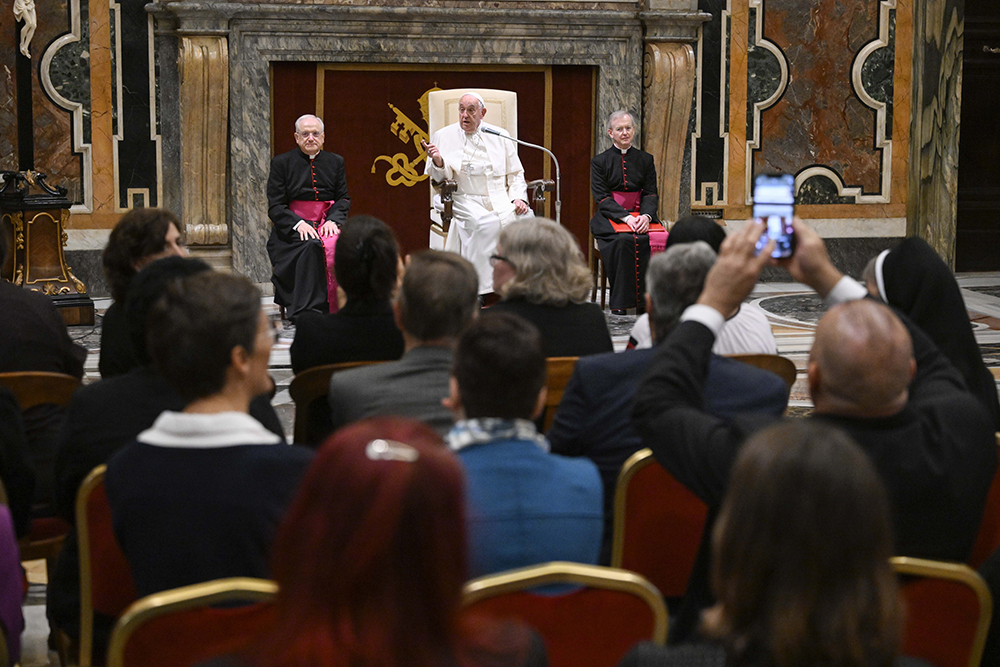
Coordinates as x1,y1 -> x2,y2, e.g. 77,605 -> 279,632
752,173 -> 796,258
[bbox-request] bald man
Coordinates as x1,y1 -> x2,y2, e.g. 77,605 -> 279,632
633,219 -> 997,644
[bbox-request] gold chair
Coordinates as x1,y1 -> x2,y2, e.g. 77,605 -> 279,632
288,360 -> 385,445
892,556 -> 992,667
0,371 -> 80,410
77,465 -> 137,667
725,353 -> 797,390
0,371 -> 80,580
969,432 -> 1000,568
426,88 -> 554,250
541,357 -> 579,432
610,448 -> 708,601
106,578 -> 278,667
464,561 -> 667,667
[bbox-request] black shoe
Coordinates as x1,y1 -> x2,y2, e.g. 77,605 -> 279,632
611,309 -> 627,316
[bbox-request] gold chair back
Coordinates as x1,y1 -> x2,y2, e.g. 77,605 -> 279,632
0,371 -> 79,410
464,561 -> 667,667
892,556 -> 992,667
107,578 -> 278,667
541,356 -> 579,432
288,360 -> 384,445
725,353 -> 797,390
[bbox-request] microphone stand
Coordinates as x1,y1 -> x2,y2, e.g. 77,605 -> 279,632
481,127 -> 561,225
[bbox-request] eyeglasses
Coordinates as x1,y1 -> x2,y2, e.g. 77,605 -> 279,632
490,254 -> 516,271
296,131 -> 322,138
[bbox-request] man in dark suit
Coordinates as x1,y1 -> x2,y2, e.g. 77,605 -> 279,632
634,218 -> 997,643
267,114 -> 350,319
327,250 -> 480,437
548,241 -> 788,563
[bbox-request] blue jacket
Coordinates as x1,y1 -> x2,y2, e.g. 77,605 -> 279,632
458,437 -> 603,578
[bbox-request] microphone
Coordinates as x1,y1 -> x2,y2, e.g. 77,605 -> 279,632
480,126 -> 562,225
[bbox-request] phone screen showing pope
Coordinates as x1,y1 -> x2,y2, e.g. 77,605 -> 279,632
752,173 -> 796,258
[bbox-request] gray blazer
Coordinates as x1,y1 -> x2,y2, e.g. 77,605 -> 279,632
327,345 -> 455,436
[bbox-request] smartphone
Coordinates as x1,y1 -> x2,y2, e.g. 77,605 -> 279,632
752,173 -> 795,258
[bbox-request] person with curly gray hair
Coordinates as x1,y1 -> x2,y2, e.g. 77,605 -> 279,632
489,217 -> 612,357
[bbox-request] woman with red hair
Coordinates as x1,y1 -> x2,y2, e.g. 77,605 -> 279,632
217,416 -> 543,667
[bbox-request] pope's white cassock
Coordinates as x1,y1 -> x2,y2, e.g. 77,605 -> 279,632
425,122 -> 528,294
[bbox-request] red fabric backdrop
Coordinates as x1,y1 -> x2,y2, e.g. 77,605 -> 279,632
271,64 -> 594,257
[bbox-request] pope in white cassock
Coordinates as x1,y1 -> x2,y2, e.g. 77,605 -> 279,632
423,92 -> 530,294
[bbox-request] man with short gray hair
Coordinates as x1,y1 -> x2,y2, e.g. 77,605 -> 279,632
548,242 -> 788,562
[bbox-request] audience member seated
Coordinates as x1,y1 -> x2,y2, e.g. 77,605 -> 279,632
47,257 -> 287,656
870,237 -> 1000,430
0,387 -> 34,538
620,421 -> 908,667
289,215 -> 404,374
490,218 -> 613,357
0,505 -> 24,666
99,207 -> 187,378
632,218 -> 997,643
206,417 -> 545,667
548,242 -> 787,563
104,271 -> 312,598
0,230 -> 85,513
327,250 -> 479,437
445,312 -> 603,577
628,215 -> 777,356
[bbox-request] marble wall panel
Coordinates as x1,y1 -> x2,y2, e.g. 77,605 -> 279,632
690,0 -> 729,207
754,0 -> 882,195
908,0 -> 963,264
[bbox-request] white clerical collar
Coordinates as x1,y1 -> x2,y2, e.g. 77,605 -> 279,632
309,153 -> 317,160
618,145 -> 630,154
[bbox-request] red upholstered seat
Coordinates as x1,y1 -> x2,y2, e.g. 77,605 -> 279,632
611,448 -> 708,600
893,557 -> 992,667
463,561 -> 667,667
78,465 -> 137,667
968,433 -> 1000,569
106,578 -> 277,667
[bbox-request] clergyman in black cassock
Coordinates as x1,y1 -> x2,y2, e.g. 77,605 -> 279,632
590,144 -> 660,311
266,141 -> 350,319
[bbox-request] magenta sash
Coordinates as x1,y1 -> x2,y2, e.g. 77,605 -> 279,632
648,230 -> 668,255
612,191 -> 642,212
290,200 -> 340,313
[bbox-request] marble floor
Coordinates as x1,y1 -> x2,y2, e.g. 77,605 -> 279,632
19,272 -> 1000,667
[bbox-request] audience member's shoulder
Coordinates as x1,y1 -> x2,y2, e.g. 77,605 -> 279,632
577,347 -> 653,374
254,442 -> 314,466
619,642 -> 726,667
549,448 -> 601,479
71,367 -> 175,409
